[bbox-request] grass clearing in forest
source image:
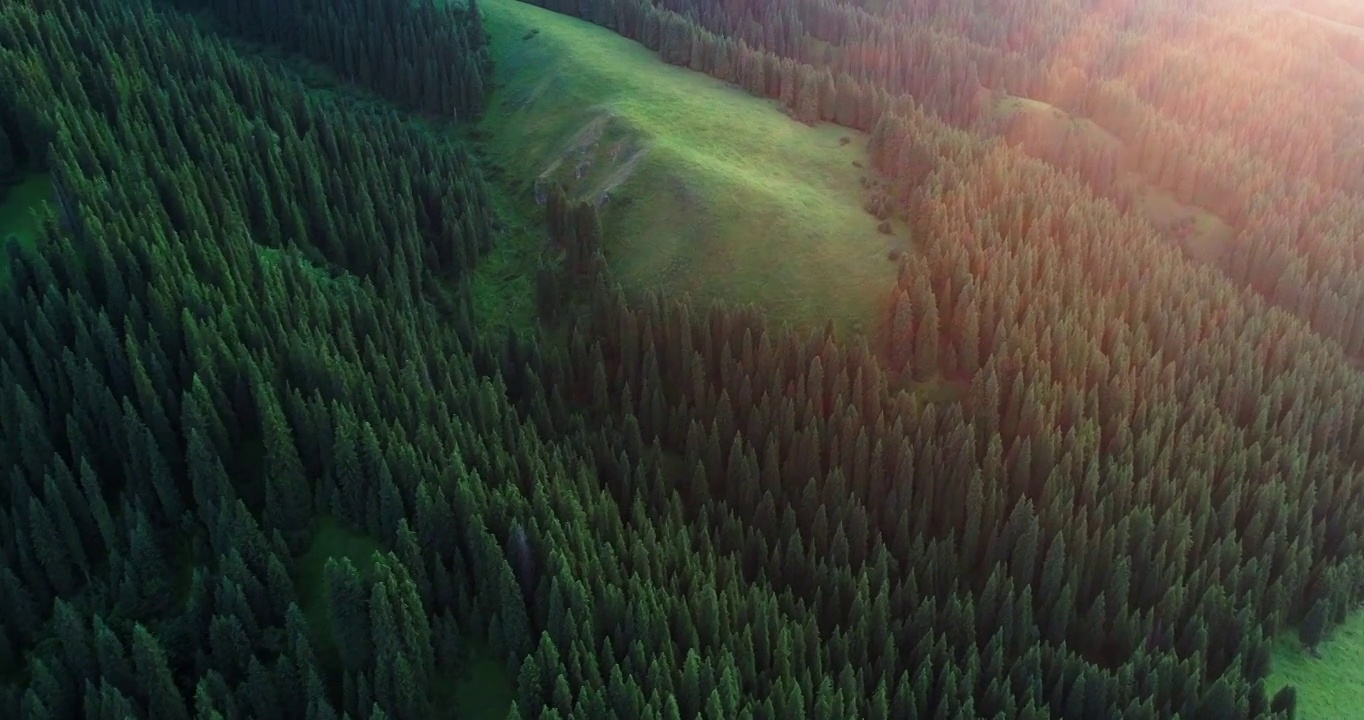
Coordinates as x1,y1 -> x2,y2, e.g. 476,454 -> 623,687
987,92 -> 1124,152
293,518 -> 516,719
982,91 -> 1234,263
463,180 -> 544,337
437,642 -> 517,720
294,516 -> 384,666
0,173 -> 55,282
479,0 -> 905,336
982,91 -> 1124,172
1269,610 -> 1364,719
1130,181 -> 1234,263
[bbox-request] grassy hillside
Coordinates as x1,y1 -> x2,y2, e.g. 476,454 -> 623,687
988,92 -> 1123,153
478,0 -> 904,335
982,91 -> 1234,263
1270,613 -> 1364,719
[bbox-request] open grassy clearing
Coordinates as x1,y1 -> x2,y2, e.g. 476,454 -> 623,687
1129,180 -> 1234,262
982,91 -> 1234,262
0,173 -> 54,281
437,643 -> 517,720
1269,610 -> 1364,719
479,0 -> 905,336
294,518 -> 514,720
294,515 -> 385,667
462,183 -> 542,337
987,92 -> 1123,152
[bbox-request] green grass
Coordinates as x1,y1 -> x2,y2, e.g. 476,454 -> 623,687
987,92 -> 1123,151
0,172 -> 55,281
294,516 -> 385,666
463,183 -> 542,337
980,90 -> 1233,263
479,0 -> 905,335
438,643 -> 517,720
1270,611 -> 1364,719
1130,180 -> 1234,263
293,517 -> 515,718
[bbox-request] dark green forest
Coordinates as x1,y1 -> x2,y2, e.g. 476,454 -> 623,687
2,0 -> 1363,717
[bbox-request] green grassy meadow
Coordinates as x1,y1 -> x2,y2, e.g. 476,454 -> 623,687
462,185 -> 543,338
1270,612 -> 1364,719
439,645 -> 517,720
293,516 -> 513,718
984,91 -> 1233,263
294,516 -> 385,664
478,0 -> 905,335
0,173 -> 54,280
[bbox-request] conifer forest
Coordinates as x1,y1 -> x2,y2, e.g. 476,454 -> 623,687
3,0 -> 1364,717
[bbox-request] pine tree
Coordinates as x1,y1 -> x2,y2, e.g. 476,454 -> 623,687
0,123 -> 14,181
888,289 -> 914,373
52,598 -> 97,684
1299,598 -> 1329,652
256,381 -> 314,552
1270,684 -> 1297,719
518,652 -> 546,718
325,556 -> 373,673
913,290 -> 940,380
797,69 -> 821,124
27,492 -> 82,595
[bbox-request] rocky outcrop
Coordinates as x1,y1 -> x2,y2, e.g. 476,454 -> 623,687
531,110 -> 649,212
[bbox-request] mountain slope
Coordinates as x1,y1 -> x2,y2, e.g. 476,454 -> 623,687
478,0 -> 904,334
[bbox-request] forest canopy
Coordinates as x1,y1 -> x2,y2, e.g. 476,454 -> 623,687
2,0 -> 1363,718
